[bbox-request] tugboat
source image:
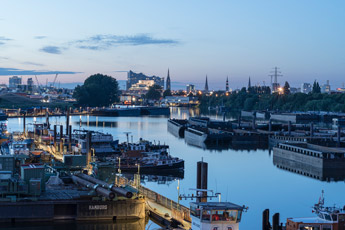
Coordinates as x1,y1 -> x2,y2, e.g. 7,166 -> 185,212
286,191 -> 345,230
181,161 -> 247,230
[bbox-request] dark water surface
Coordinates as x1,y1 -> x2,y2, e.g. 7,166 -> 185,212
4,107 -> 345,229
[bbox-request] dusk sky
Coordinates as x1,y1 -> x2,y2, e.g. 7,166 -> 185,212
1,1 -> 345,90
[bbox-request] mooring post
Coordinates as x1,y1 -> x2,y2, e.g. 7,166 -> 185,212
272,213 -> 280,230
288,121 -> 292,136
252,116 -> 256,130
66,107 -> 70,135
262,209 -> 270,230
197,160 -> 208,202
269,119 -> 272,132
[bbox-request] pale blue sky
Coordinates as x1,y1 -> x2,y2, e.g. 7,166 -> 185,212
0,0 -> 344,90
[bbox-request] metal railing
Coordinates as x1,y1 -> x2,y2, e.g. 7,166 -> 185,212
114,174 -> 191,222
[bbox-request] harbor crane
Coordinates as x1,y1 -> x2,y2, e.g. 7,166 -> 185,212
51,74 -> 58,88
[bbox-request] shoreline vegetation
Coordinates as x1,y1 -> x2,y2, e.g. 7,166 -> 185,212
199,88 -> 345,113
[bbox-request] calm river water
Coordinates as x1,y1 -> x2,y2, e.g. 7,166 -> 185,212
4,107 -> 345,229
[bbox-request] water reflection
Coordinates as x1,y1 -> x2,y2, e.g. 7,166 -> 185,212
273,150 -> 345,182
75,121 -> 118,128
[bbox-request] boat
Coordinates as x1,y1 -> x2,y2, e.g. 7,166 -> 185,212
286,191 -> 345,230
184,127 -> 208,147
184,126 -> 232,148
182,161 -> 247,230
190,202 -> 246,230
94,139 -> 184,174
273,143 -> 345,181
73,130 -> 119,157
167,118 -> 188,138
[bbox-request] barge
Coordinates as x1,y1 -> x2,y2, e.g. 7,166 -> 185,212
167,118 -> 188,138
273,143 -> 345,181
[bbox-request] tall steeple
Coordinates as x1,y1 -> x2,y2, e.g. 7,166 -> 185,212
204,75 -> 209,92
166,69 -> 171,90
226,76 -> 229,92
248,76 -> 251,89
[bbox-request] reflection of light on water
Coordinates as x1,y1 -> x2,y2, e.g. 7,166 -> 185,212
33,117 -> 36,122
96,117 -> 98,127
18,118 -> 21,125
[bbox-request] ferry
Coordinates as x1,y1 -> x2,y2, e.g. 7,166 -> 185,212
286,191 -> 345,230
190,202 -> 246,230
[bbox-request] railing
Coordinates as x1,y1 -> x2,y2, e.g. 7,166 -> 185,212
139,185 -> 191,222
114,174 -> 191,222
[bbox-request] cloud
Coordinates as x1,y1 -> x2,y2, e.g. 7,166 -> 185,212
39,46 -> 62,54
74,34 -> 179,50
0,67 -> 80,76
21,61 -> 45,67
0,36 -> 11,41
34,36 -> 47,39
0,36 -> 12,46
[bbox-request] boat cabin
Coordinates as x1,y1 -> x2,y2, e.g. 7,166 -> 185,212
286,194 -> 345,230
190,202 -> 245,230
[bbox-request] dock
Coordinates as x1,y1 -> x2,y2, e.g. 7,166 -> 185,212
114,175 -> 191,229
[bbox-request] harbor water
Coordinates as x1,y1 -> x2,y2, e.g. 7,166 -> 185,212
5,107 -> 345,229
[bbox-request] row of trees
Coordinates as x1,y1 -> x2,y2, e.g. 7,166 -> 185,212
199,84 -> 345,112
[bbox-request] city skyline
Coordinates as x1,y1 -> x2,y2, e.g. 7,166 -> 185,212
0,1 -> 345,88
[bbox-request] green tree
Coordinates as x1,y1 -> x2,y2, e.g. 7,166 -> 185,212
312,80 -> 321,94
163,89 -> 172,97
283,81 -> 290,95
146,85 -> 162,100
73,73 -> 119,107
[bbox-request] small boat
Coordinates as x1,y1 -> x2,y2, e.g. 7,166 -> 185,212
286,191 -> 345,230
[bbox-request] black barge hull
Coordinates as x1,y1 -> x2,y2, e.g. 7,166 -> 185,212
0,199 -> 145,222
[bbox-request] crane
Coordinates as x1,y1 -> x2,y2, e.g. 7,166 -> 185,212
52,74 -> 58,88
35,75 -> 42,93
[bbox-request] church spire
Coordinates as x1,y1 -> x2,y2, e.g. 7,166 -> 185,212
204,75 -> 209,92
226,76 -> 229,92
166,68 -> 171,90
248,76 -> 251,89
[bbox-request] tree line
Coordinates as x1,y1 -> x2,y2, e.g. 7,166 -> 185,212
199,81 -> 345,112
